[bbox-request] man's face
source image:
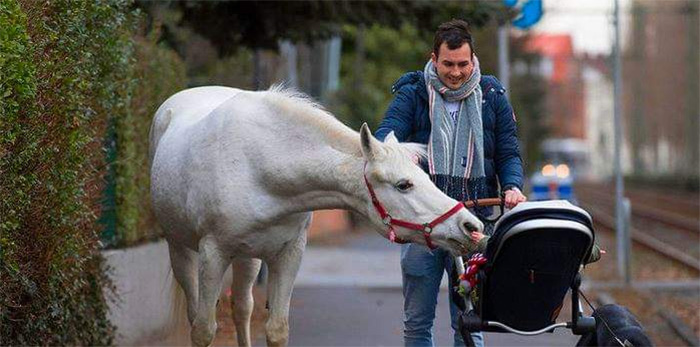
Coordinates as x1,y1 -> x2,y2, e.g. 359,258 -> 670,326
431,42 -> 474,90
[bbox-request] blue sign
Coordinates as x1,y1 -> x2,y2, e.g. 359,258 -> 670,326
503,0 -> 543,30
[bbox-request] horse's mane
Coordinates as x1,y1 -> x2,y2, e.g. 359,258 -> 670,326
393,142 -> 428,163
262,85 -> 360,155
265,84 -> 326,114
261,85 -> 427,162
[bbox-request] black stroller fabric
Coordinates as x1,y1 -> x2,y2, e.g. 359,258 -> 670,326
477,201 -> 594,332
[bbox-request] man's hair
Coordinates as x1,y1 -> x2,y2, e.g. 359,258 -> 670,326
433,19 -> 475,57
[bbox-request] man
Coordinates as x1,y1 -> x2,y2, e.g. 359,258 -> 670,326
374,19 -> 527,346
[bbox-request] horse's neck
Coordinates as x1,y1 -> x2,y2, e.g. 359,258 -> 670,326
256,92 -> 372,218
314,150 -> 368,212
267,137 -> 370,218
291,149 -> 368,210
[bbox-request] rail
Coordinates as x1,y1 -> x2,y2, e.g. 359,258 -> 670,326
575,183 -> 700,272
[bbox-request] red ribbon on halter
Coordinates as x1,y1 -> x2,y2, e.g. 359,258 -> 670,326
363,164 -> 466,250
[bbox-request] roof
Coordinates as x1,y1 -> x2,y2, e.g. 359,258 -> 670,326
524,34 -> 574,58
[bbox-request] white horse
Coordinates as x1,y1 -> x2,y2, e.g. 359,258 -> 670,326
149,86 -> 484,347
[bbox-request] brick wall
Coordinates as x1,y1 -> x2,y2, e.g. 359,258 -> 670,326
307,210 -> 352,239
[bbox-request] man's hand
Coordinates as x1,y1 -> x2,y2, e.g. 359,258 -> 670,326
504,187 -> 527,209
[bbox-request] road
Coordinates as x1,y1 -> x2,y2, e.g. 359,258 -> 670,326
283,230 -> 581,347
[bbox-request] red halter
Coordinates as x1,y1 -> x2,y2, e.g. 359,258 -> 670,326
363,165 -> 466,250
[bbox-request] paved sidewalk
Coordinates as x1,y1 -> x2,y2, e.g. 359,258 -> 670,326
296,234 -> 446,288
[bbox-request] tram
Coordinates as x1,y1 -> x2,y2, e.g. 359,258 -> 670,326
529,138 -> 590,202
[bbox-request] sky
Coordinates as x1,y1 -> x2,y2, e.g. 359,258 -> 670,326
529,0 -> 632,55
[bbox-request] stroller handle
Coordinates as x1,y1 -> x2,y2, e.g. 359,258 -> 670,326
463,198 -> 504,209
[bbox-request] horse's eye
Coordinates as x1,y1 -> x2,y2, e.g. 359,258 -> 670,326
395,180 -> 413,192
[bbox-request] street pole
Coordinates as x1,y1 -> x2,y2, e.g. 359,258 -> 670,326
613,0 -> 630,284
498,22 -> 510,94
279,40 -> 298,88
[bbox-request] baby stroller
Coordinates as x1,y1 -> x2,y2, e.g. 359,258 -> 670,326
452,199 -> 597,346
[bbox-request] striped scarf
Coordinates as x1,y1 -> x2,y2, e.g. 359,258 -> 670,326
424,57 -> 486,201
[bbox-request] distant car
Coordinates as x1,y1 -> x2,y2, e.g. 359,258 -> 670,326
529,163 -> 576,202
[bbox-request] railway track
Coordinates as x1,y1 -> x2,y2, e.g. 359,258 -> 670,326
575,182 -> 700,273
577,182 -> 699,233
572,182 -> 699,345
621,186 -> 699,218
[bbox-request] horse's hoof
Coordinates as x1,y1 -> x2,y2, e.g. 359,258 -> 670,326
191,319 -> 216,347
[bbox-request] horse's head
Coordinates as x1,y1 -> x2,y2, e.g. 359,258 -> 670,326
359,124 -> 484,255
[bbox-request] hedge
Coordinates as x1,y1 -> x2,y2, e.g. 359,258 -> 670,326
108,25 -> 186,247
0,0 -> 185,344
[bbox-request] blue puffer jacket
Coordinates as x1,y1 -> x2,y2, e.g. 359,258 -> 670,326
375,71 -> 524,199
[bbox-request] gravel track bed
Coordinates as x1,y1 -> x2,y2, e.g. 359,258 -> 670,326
584,223 -> 700,346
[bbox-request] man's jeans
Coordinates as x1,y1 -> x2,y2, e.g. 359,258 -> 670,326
401,243 -> 484,347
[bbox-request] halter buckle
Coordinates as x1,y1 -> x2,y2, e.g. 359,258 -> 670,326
423,223 -> 433,234
382,215 -> 392,226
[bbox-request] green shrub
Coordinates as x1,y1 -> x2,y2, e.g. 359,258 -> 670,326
109,24 -> 187,247
0,0 -> 144,344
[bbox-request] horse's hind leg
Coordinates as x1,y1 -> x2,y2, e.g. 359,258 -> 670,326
191,236 -> 230,347
230,258 -> 262,346
167,241 -> 199,324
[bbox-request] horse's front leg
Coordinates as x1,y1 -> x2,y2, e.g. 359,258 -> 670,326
230,257 -> 262,346
191,236 -> 230,347
265,230 -> 307,347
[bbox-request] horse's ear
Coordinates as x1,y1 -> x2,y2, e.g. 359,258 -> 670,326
384,131 -> 399,144
360,123 -> 381,161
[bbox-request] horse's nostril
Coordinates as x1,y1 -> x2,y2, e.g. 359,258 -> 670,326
464,222 -> 478,233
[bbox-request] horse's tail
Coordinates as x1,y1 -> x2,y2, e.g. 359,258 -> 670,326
149,107 -> 173,168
